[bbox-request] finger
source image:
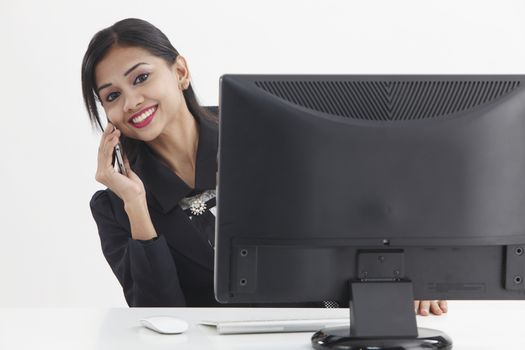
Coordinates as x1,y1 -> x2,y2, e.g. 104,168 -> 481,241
104,122 -> 116,135
418,300 -> 431,316
96,127 -> 122,185
414,300 -> 420,313
439,300 -> 448,313
104,135 -> 120,159
123,155 -> 131,171
99,126 -> 119,153
121,153 -> 135,178
98,135 -> 120,172
104,128 -> 120,143
429,301 -> 443,315
102,129 -> 121,153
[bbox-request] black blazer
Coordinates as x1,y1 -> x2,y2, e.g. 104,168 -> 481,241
90,114 -> 219,307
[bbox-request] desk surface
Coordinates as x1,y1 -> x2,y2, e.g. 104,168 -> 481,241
0,301 -> 522,350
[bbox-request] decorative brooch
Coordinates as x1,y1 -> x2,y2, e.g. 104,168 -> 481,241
189,198 -> 207,216
179,189 -> 216,216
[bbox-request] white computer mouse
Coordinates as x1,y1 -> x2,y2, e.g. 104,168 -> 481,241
139,316 -> 189,334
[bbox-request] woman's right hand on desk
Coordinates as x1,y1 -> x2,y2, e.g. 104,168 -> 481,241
95,124 -> 145,206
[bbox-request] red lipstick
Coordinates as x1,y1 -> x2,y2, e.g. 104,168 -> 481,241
128,105 -> 158,129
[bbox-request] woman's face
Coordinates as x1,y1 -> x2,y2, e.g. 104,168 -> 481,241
95,45 -> 189,141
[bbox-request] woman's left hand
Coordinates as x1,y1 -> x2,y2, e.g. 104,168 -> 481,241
414,300 -> 448,316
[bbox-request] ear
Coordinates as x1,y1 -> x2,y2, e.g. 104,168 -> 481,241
173,55 -> 191,90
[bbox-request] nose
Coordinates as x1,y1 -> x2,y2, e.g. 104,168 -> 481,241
123,90 -> 144,113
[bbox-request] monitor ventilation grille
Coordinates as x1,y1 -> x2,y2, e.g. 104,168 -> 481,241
254,80 -> 521,121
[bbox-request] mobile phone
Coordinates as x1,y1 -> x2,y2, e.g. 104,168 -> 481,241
114,143 -> 128,176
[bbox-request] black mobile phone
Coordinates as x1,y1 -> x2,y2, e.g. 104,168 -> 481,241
114,143 -> 128,176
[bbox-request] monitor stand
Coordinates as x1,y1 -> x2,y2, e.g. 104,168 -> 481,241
311,280 -> 453,350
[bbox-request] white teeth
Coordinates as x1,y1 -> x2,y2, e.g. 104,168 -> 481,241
131,107 -> 156,124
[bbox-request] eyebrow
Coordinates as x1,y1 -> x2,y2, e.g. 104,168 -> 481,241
96,62 -> 149,94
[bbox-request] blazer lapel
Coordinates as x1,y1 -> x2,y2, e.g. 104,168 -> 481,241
150,206 -> 214,271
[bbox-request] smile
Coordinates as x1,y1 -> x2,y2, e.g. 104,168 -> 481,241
128,105 -> 158,128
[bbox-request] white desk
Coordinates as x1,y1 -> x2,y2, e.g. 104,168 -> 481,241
0,301 -> 522,350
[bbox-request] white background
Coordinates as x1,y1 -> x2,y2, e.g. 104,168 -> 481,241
1,0 -> 524,307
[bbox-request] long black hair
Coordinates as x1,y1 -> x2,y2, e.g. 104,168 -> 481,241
81,18 -> 216,163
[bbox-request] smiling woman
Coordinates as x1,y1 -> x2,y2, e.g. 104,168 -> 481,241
80,18 -> 223,306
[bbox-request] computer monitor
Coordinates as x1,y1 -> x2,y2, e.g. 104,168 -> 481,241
215,75 -> 525,349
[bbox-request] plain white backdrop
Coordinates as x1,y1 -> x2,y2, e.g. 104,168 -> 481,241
1,0 -> 525,307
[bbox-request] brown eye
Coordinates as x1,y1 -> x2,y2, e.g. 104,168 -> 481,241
134,73 -> 149,85
106,91 -> 120,102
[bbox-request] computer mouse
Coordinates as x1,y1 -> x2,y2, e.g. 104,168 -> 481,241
139,316 -> 189,334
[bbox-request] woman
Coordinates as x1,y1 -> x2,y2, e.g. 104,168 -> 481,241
82,18 -> 223,307
81,18 -> 447,315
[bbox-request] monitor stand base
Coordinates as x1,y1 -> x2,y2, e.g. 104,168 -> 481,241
312,279 -> 453,349
312,326 -> 452,349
